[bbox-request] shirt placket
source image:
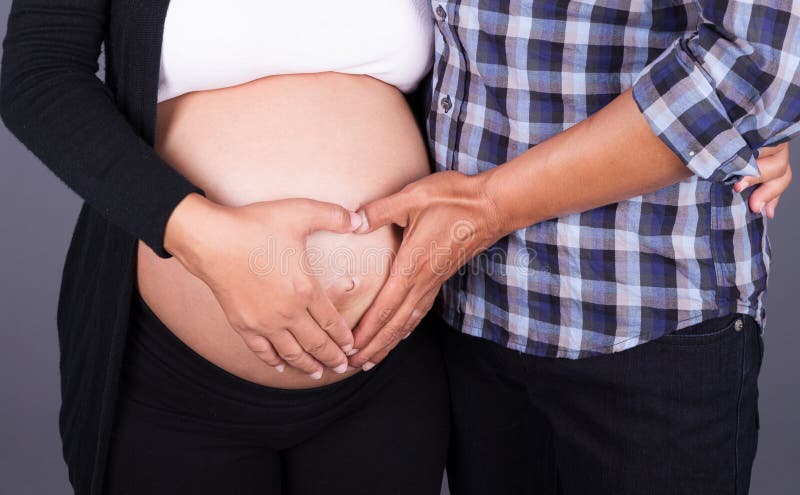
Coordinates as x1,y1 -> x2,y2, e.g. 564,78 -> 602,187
430,1 -> 466,172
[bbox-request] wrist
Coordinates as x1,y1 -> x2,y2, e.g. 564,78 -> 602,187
163,192 -> 221,268
476,166 -> 520,236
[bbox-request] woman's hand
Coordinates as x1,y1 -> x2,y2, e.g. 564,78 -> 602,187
348,171 -> 505,370
735,142 -> 793,218
164,193 -> 362,379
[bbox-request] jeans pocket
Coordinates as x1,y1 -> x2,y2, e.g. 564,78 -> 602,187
655,314 -> 741,346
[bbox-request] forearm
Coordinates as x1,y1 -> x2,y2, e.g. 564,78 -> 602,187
483,88 -> 692,233
0,0 -> 204,258
163,192 -> 222,266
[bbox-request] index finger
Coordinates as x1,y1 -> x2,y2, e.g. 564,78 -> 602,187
351,295 -> 418,369
351,271 -> 411,355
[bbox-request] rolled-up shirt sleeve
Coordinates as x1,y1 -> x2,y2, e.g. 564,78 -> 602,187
631,0 -> 800,183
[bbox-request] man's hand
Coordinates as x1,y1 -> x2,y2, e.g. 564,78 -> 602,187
348,171 -> 506,370
735,142 -> 793,218
347,140 -> 793,370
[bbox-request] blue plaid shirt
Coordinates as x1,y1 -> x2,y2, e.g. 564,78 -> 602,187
427,0 -> 800,358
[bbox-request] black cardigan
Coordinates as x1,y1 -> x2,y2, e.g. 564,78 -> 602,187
0,1 -> 432,493
0,1 -> 204,494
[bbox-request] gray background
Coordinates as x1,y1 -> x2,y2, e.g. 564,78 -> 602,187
0,1 -> 797,493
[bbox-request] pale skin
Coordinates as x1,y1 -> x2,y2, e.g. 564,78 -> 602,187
156,72 -> 431,383
164,195 -> 363,378
347,88 -> 793,370
162,87 -> 792,376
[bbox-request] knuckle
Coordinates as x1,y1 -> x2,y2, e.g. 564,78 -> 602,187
238,313 -> 265,332
246,339 -> 268,353
293,281 -> 316,300
273,304 -> 297,321
279,350 -> 304,363
258,326 -> 279,338
248,315 -> 274,332
255,352 -> 281,366
229,317 -> 249,333
275,310 -> 295,322
319,318 -> 342,333
261,354 -> 281,365
399,272 -> 417,290
333,207 -> 350,228
313,201 -> 347,227
297,198 -> 316,214
303,339 -> 329,355
400,180 -> 420,195
401,181 -> 426,203
381,326 -> 404,347
377,307 -> 396,324
235,308 -> 282,332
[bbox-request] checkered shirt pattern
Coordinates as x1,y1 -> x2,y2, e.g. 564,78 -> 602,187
427,0 -> 800,358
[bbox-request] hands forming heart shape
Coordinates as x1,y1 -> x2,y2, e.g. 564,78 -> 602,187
166,141 -> 792,378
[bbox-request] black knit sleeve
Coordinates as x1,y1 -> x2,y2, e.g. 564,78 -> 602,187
0,0 -> 205,259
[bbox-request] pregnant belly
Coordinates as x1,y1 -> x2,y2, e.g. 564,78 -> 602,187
136,72 -> 431,389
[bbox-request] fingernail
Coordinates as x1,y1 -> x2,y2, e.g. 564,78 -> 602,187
355,209 -> 370,233
737,180 -> 749,191
333,362 -> 348,374
757,202 -> 766,212
309,370 -> 323,380
274,364 -> 285,373
402,331 -> 411,340
362,361 -> 375,372
349,211 -> 362,230
345,347 -> 359,356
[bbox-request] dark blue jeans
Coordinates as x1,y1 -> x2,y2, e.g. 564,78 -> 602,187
439,313 -> 763,495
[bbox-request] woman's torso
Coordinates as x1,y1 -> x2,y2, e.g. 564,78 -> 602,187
137,2 -> 433,390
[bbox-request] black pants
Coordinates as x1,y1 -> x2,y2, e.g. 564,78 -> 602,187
439,313 -> 763,495
103,290 -> 449,495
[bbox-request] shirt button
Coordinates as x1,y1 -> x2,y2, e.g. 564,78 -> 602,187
441,95 -> 452,113
435,5 -> 447,21
734,318 -> 744,332
688,150 -> 696,157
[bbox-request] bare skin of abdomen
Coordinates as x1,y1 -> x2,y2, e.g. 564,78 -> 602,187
136,72 -> 431,389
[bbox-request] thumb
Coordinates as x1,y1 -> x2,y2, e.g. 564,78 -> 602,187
355,193 -> 411,234
299,199 -> 362,234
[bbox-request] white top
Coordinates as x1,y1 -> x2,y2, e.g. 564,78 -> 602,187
157,0 -> 435,103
